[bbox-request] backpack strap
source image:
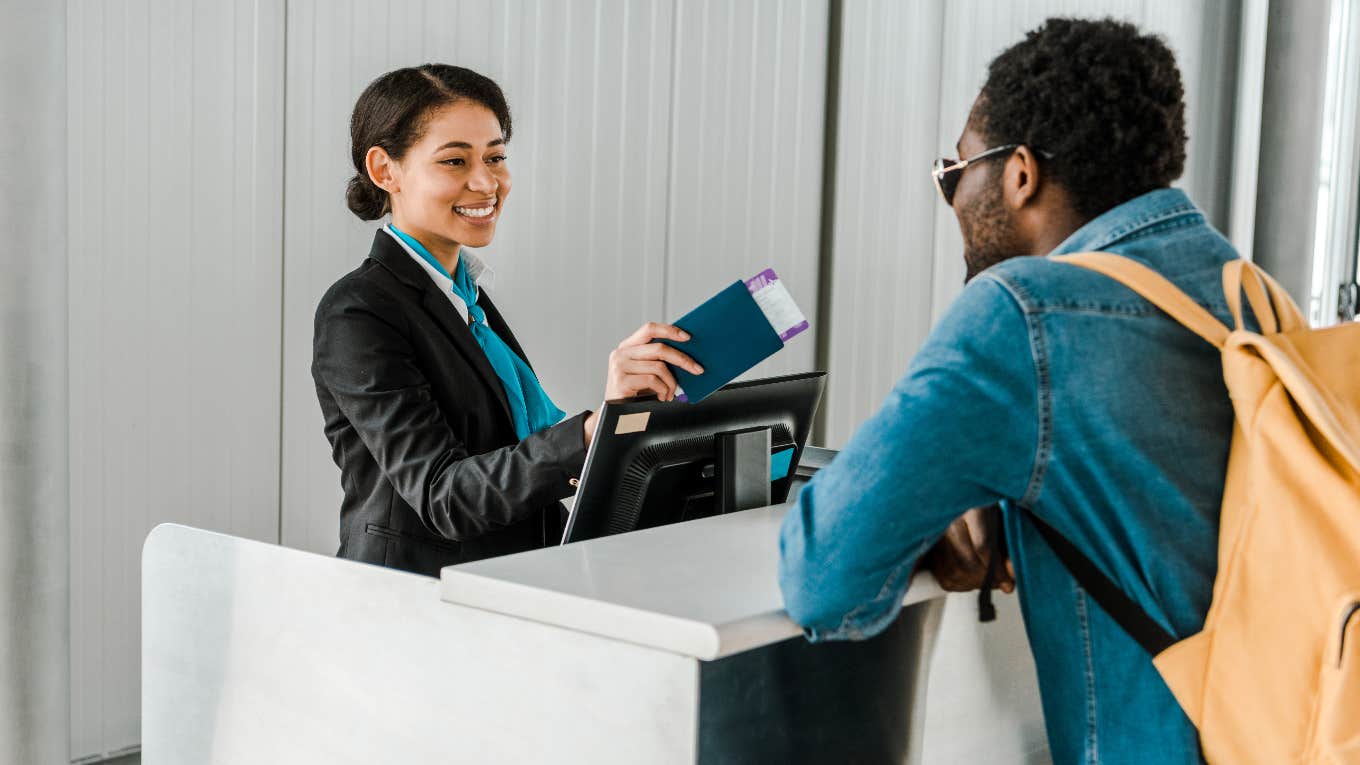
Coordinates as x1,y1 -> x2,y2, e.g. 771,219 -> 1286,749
975,504 -> 1006,623
1222,259 -> 1307,334
1026,510 -> 1177,656
1052,252 -> 1231,348
1224,259 -> 1278,333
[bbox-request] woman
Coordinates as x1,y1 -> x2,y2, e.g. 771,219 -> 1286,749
313,64 -> 701,576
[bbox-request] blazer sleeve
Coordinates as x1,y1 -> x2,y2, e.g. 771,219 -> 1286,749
313,286 -> 588,542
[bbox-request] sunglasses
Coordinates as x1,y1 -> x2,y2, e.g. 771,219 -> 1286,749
931,144 -> 1053,206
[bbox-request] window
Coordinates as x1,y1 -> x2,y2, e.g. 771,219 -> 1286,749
1311,0 -> 1360,324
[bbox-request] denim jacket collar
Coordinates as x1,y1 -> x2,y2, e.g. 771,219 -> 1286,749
1049,188 -> 1203,257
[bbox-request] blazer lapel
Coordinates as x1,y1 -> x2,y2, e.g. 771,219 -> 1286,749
367,232 -> 513,426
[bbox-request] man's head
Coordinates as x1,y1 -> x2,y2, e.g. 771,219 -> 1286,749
944,18 -> 1188,281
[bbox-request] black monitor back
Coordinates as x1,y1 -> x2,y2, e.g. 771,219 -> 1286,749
562,371 -> 826,544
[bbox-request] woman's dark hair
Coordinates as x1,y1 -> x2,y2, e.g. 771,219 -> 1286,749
346,64 -> 513,220
972,18 -> 1187,219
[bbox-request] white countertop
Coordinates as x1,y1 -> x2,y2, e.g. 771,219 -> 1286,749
439,503 -> 944,660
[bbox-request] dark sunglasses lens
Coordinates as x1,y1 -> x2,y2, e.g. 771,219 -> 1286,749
937,166 -> 960,205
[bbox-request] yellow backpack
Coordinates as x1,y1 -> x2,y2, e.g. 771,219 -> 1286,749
1035,252 -> 1360,763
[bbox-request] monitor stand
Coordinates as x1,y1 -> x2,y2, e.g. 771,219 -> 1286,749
716,427 -> 772,514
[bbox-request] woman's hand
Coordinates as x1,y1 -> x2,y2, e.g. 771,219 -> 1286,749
582,322 -> 704,447
605,322 -> 703,401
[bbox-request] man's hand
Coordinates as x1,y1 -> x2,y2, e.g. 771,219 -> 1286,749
924,505 -> 1015,593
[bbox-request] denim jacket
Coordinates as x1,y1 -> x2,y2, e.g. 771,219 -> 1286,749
779,189 -> 1241,764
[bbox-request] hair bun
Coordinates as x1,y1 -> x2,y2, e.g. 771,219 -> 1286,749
346,174 -> 388,220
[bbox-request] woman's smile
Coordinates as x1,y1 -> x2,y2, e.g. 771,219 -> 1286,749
453,200 -> 498,225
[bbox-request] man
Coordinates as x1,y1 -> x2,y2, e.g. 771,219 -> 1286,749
779,18 -> 1236,764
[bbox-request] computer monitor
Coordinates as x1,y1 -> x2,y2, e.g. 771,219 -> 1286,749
562,371 -> 826,544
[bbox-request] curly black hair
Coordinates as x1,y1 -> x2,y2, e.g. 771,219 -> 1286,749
972,18 -> 1187,219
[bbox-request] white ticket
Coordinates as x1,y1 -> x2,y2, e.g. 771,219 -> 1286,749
745,268 -> 809,342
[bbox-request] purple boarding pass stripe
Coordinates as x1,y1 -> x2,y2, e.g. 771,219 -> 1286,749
778,320 -> 810,343
745,267 -> 779,293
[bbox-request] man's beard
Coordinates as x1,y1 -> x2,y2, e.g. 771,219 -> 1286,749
959,176 -> 1026,283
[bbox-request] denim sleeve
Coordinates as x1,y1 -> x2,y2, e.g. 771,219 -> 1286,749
778,274 -> 1041,641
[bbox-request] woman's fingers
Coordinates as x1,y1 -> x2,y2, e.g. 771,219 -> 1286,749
602,322 -> 704,402
618,341 -> 704,376
619,360 -> 679,399
619,321 -> 690,348
623,373 -> 671,401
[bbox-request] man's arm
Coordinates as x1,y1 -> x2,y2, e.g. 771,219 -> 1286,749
778,275 -> 1042,640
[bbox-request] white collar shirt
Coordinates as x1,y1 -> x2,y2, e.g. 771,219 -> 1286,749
383,224 -> 495,325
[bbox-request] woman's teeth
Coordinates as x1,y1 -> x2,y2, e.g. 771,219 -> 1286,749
455,205 -> 495,218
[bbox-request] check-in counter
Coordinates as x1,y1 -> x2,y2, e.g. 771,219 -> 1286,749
143,503 -> 946,763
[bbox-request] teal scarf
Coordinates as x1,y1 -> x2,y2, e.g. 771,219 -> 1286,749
388,225 -> 565,439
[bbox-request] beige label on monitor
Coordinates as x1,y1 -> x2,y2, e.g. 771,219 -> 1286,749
614,412 -> 651,435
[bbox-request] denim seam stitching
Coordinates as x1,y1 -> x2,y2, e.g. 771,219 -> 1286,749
985,273 -> 1051,508
1028,301 -> 1232,318
1074,583 -> 1100,764
1117,216 -> 1199,243
1081,204 -> 1200,251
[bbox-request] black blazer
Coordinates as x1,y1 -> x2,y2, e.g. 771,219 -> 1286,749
312,231 -> 588,577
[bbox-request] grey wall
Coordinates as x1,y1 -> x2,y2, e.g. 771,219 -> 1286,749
1253,0 -> 1332,303
65,0 -> 286,759
1,3 -> 70,763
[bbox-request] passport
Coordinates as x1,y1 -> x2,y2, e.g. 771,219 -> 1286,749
656,268 -> 809,403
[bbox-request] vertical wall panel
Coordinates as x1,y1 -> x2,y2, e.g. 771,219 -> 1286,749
66,0 -> 285,758
1146,0 -> 1243,233
666,0 -> 828,382
280,0 -> 677,555
822,0 -> 946,449
0,2 -> 69,762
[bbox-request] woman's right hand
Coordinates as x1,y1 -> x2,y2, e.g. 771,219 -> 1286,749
604,322 -> 703,401
583,322 -> 704,447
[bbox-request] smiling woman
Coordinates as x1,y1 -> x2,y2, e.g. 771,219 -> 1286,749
313,64 -> 703,576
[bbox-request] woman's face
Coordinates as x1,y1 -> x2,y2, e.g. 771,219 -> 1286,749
382,101 -> 512,252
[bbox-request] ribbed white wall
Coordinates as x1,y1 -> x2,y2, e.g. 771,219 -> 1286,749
1,3 -> 70,763
823,0 -> 947,450
665,0 -> 827,381
66,0 -> 285,759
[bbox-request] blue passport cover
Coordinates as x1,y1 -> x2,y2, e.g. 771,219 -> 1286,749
656,280 -> 784,402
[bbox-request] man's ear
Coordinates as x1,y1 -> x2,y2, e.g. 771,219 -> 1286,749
365,146 -> 401,195
1003,145 -> 1043,210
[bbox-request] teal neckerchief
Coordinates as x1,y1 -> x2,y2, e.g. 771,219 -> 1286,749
388,224 -> 564,439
